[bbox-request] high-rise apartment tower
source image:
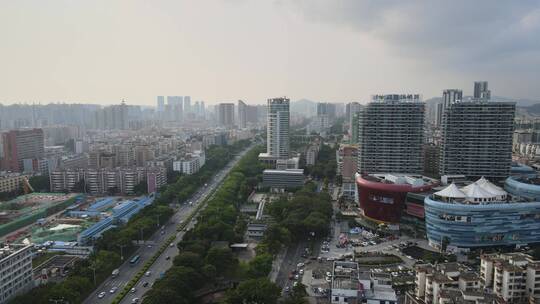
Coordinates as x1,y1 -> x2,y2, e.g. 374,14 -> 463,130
357,94 -> 424,174
439,84 -> 514,180
260,97 -> 290,161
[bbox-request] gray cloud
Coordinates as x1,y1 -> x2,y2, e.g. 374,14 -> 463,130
287,1 -> 540,72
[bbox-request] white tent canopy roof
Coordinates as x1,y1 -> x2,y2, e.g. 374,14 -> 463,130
475,177 -> 507,196
434,183 -> 466,198
460,182 -> 497,199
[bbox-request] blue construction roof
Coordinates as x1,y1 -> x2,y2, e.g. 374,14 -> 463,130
79,216 -> 113,239
88,197 -> 116,212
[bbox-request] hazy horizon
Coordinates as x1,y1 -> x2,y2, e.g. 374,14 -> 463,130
1,1 -> 539,106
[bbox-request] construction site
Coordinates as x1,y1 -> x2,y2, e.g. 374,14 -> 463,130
0,191 -> 156,248
0,193 -> 82,242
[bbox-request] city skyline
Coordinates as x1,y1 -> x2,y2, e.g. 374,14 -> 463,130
2,2 -> 540,304
1,1 -> 539,106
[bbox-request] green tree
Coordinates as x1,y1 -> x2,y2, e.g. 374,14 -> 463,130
261,225 -> 291,254
205,247 -> 237,274
133,180 -> 147,195
441,236 -> 451,252
173,251 -> 204,270
247,253 -> 273,278
225,278 -> 281,304
28,175 -> 50,192
283,282 -> 308,304
202,264 -> 217,281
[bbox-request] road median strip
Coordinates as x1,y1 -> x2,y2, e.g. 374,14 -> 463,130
111,148 -> 249,304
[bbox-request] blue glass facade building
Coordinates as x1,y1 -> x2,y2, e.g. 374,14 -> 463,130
504,176 -> 540,201
424,196 -> 540,248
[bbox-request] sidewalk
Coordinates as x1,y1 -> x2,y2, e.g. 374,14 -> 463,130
269,247 -> 287,282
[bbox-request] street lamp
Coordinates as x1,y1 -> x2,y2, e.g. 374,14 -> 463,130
88,265 -> 97,286
117,244 -> 126,261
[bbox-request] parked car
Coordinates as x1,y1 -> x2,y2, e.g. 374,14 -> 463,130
98,292 -> 106,299
109,287 -> 118,294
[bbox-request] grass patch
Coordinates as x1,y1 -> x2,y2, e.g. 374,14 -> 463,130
32,251 -> 65,267
401,246 -> 456,263
356,253 -> 403,265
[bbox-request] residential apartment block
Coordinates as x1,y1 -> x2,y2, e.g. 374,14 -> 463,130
481,253 -> 540,303
0,173 -> 28,193
357,94 -> 424,174
173,150 -> 206,175
439,100 -> 515,180
0,244 -> 33,304
408,254 -> 540,304
50,167 -> 166,195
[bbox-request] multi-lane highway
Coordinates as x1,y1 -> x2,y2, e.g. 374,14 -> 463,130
83,146 -> 253,304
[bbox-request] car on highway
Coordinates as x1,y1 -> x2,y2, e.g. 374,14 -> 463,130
145,270 -> 151,276
98,291 -> 106,298
109,286 -> 118,294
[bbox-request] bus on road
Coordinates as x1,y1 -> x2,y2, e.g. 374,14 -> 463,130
129,255 -> 140,265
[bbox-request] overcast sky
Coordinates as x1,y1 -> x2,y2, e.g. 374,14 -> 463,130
0,0 -> 539,105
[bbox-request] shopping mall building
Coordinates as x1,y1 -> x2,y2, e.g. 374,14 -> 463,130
356,171 -> 540,250
355,173 -> 439,223
424,176 -> 540,250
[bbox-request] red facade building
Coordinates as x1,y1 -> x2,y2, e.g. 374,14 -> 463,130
356,174 -> 438,223
1,129 -> 44,172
